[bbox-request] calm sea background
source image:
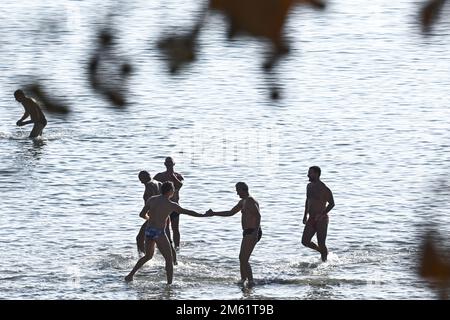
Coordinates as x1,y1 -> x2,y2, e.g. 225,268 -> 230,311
1,0 -> 450,299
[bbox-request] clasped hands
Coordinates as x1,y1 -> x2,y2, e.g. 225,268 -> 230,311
203,209 -> 215,217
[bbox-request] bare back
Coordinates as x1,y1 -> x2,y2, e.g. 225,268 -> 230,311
145,195 -> 180,229
240,197 -> 261,229
143,180 -> 161,203
23,98 -> 45,123
153,172 -> 183,203
307,181 -> 332,217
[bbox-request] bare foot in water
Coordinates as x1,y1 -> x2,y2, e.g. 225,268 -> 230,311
237,279 -> 245,286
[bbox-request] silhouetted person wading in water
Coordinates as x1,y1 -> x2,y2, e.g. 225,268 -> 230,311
302,166 -> 335,262
14,89 -> 47,138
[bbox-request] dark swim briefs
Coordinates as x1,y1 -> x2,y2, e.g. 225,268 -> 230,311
145,226 -> 164,240
306,214 -> 329,229
243,227 -> 262,242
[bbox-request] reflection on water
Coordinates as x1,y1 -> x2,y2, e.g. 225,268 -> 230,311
29,138 -> 46,158
305,285 -> 335,300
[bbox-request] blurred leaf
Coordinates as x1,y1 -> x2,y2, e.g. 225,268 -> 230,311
209,0 -> 325,50
209,0 -> 293,50
419,233 -> 450,299
88,28 -> 133,108
157,24 -> 201,74
208,0 -> 325,99
421,0 -> 447,31
26,83 -> 70,114
419,235 -> 450,281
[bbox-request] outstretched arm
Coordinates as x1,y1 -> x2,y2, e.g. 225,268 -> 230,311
172,203 -> 204,217
206,201 -> 242,217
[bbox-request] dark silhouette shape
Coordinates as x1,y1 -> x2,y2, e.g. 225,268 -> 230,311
154,157 -> 185,250
135,170 -> 177,264
205,182 -> 262,287
121,63 -> 133,76
302,166 -> 335,262
419,233 -> 450,299
270,87 -> 281,100
14,89 -> 48,138
209,0 -> 325,50
155,1 -> 326,99
209,0 -> 325,99
88,28 -> 133,108
421,0 -> 448,31
157,23 -> 202,74
26,83 -> 70,114
99,29 -> 114,47
125,181 -> 205,284
136,171 -> 160,252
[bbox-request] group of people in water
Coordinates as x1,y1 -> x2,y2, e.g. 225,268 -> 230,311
125,157 -> 335,287
13,90 -> 335,287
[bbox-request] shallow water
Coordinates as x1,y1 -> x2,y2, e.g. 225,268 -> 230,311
1,0 -> 450,299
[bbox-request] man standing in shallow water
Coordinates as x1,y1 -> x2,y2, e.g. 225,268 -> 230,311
205,182 -> 262,287
136,171 -> 177,264
302,166 -> 335,262
154,157 -> 184,250
14,89 -> 47,138
136,172 -> 160,248
125,181 -> 204,284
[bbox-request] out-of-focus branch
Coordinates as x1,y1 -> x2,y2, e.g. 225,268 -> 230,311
26,83 -> 70,115
419,232 -> 450,299
88,28 -> 133,108
421,0 -> 448,31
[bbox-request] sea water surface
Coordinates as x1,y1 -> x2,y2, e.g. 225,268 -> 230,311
1,0 -> 450,299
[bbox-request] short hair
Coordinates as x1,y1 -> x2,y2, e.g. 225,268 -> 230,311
235,182 -> 249,192
14,89 -> 24,98
161,181 -> 174,195
309,166 -> 321,177
138,170 -> 150,182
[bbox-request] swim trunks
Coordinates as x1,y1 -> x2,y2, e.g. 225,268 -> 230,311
145,226 -> 164,240
243,227 -> 262,243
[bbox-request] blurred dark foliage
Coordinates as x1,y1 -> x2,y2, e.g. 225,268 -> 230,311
25,83 -> 70,114
12,1 -> 448,105
209,0 -> 325,71
419,233 -> 450,299
155,0 -> 325,99
157,23 -> 202,74
88,28 -> 133,108
421,0 -> 448,32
